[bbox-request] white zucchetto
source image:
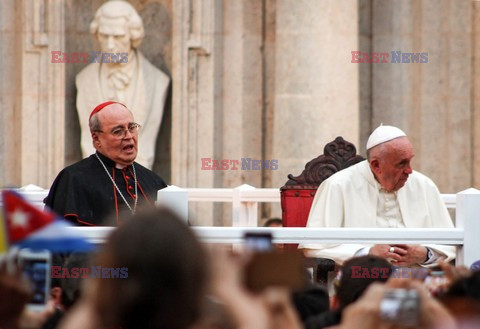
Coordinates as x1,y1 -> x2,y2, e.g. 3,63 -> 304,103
366,124 -> 407,150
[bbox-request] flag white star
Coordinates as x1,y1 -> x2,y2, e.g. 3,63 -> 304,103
9,208 -> 29,228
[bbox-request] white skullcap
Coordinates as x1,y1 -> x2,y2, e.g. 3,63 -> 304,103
366,124 -> 407,150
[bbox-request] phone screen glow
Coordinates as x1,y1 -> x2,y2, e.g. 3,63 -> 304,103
22,260 -> 49,305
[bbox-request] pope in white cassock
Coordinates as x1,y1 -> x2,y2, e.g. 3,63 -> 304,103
300,125 -> 456,266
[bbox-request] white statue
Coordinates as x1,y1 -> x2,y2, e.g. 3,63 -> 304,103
76,0 -> 170,169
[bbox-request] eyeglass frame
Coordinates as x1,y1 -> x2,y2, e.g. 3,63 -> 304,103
94,122 -> 141,139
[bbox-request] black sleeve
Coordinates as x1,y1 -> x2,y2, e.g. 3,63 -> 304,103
43,170 -> 83,226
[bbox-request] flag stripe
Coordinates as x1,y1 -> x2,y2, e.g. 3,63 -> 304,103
0,213 -> 8,253
2,190 -> 94,253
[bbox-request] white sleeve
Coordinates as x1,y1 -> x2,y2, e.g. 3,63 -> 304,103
299,179 -> 369,265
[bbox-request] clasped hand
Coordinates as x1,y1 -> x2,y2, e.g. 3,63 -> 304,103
370,244 -> 428,266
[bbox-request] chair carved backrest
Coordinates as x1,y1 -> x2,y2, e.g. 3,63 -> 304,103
280,136 -> 365,228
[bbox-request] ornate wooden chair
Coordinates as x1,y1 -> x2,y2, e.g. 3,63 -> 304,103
280,136 -> 365,285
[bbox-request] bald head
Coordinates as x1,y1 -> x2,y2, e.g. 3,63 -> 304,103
90,103 -> 138,167
368,137 -> 415,192
95,103 -> 133,127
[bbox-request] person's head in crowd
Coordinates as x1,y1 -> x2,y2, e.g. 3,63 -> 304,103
264,217 -> 283,227
40,253 -> 69,329
291,286 -> 329,322
334,255 -> 393,310
60,252 -> 91,310
303,256 -> 391,329
441,270 -> 480,324
89,101 -> 140,167
443,269 -> 480,300
49,253 -> 64,306
92,207 -> 207,329
43,252 -> 91,329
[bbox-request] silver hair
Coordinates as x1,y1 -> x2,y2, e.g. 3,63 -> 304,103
89,113 -> 102,133
367,142 -> 388,161
90,1 -> 145,48
88,105 -> 135,133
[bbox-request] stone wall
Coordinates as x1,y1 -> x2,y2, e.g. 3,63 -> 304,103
0,0 -> 65,189
369,0 -> 472,193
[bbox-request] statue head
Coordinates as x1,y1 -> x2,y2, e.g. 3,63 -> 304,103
90,1 -> 145,54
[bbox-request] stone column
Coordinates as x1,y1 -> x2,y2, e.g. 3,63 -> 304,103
0,0 -> 65,188
371,0 -> 471,193
271,0 -> 360,190
221,0 -> 263,189
0,0 -> 18,187
172,0 -> 264,225
473,0 -> 480,189
172,0 -> 223,225
359,0 -> 373,150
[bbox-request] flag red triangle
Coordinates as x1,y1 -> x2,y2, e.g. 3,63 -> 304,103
2,190 -> 55,244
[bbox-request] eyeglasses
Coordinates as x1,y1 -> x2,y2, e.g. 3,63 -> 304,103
96,123 -> 141,139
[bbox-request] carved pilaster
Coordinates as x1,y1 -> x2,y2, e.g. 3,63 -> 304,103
172,0 -> 265,225
473,1 -> 480,189
0,0 -> 65,188
172,0 -> 223,224
22,0 -> 65,188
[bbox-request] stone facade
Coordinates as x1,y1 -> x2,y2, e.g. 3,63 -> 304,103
0,0 -> 65,189
0,0 -> 478,225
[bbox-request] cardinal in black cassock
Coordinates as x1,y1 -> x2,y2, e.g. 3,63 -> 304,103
44,101 -> 168,226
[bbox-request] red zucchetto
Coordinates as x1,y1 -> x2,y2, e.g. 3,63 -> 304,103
89,101 -> 126,120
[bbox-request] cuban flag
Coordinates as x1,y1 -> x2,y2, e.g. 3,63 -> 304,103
0,212 -> 7,253
2,190 -> 94,252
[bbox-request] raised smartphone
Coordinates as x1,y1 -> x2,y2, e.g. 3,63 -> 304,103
18,249 -> 52,312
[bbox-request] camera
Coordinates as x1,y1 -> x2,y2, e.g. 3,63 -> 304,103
380,289 -> 419,327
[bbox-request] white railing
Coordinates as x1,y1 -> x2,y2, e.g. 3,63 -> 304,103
184,184 -> 281,226
1,184 -> 457,226
3,185 -> 479,267
182,184 -> 456,226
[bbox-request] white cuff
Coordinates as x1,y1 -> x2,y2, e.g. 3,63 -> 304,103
423,247 -> 444,265
355,247 -> 371,257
